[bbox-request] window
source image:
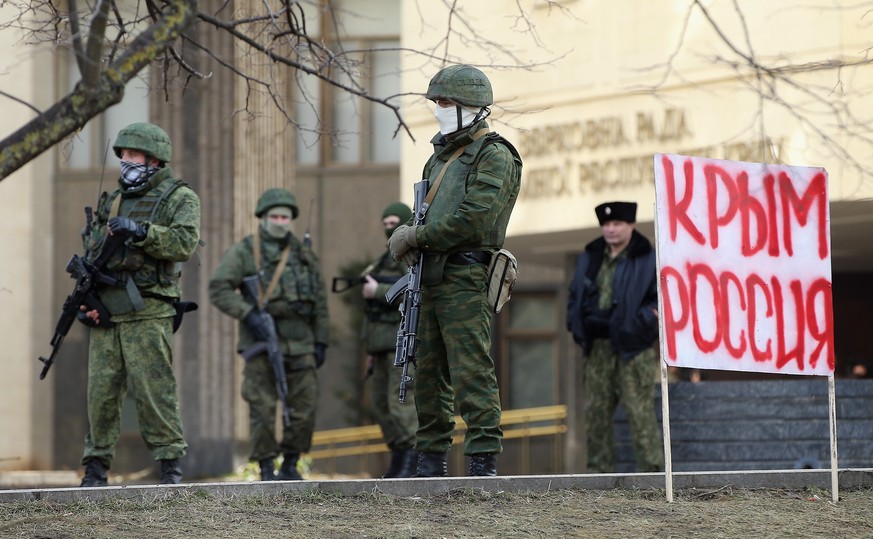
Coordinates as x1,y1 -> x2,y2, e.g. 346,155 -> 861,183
497,293 -> 561,409
295,39 -> 401,165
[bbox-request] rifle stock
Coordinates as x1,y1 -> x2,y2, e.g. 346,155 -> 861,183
390,179 -> 430,403
240,275 -> 292,427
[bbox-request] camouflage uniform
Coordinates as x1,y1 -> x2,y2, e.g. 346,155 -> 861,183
208,213 -> 329,465
567,230 -> 663,473
80,125 -> 200,477
413,122 -> 521,458
363,250 -> 418,452
389,65 -> 522,476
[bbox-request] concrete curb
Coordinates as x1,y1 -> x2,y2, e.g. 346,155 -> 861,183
2,468 -> 872,504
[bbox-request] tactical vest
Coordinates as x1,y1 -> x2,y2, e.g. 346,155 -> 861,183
420,127 -> 523,286
244,233 -> 321,321
85,175 -> 189,315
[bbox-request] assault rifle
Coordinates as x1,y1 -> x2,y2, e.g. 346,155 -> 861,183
239,275 -> 292,426
37,208 -> 123,380
331,274 -> 402,294
384,179 -> 430,403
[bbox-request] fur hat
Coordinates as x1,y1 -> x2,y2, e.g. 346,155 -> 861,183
595,201 -> 637,225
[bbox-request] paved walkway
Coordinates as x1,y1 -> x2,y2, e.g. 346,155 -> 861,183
2,469 -> 872,504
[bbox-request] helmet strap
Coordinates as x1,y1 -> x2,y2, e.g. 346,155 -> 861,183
472,106 -> 490,124
455,105 -> 464,132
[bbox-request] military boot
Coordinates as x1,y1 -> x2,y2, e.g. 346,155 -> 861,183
80,458 -> 109,487
259,459 -> 276,481
382,449 -> 404,478
396,449 -> 418,479
413,451 -> 448,478
468,454 -> 497,477
383,448 -> 418,479
159,459 -> 183,484
276,452 -> 303,481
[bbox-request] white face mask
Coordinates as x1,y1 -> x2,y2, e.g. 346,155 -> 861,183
434,105 -> 480,135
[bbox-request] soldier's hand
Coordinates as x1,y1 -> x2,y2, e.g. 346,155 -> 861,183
388,224 -> 418,260
79,305 -> 101,325
108,216 -> 148,241
362,275 -> 378,299
400,249 -> 420,267
243,308 -> 273,342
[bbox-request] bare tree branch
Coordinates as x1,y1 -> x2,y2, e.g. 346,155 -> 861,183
0,0 -> 199,179
0,0 -> 572,180
633,1 -> 873,181
66,0 -> 88,76
0,90 -> 41,114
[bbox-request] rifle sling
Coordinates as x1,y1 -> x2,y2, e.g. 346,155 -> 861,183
423,127 -> 490,207
252,234 -> 291,310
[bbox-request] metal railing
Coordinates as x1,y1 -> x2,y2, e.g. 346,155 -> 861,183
310,405 -> 567,476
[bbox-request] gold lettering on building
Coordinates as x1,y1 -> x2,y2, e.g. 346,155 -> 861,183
519,135 -> 783,200
517,107 -> 784,200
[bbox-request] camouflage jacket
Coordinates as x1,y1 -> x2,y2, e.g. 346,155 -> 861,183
84,166 -> 201,321
415,119 -> 523,286
208,228 -> 329,358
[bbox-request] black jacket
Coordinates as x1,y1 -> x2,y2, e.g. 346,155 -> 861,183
566,230 -> 659,359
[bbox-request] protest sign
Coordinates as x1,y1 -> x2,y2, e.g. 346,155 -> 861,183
653,153 -> 834,376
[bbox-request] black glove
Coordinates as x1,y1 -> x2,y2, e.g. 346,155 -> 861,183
314,342 -> 327,369
108,216 -> 148,241
244,308 -> 275,342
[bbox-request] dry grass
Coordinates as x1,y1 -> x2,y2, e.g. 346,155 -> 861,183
1,486 -> 871,538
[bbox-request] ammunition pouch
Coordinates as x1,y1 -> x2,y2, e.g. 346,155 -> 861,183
265,299 -> 295,318
97,276 -> 146,316
266,299 -> 315,320
291,300 -> 315,320
486,249 -> 517,314
119,245 -> 146,271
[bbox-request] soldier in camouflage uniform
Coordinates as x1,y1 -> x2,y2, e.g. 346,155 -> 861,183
388,65 -> 522,477
361,202 -> 418,478
566,202 -> 663,473
208,188 -> 329,481
78,123 -> 201,487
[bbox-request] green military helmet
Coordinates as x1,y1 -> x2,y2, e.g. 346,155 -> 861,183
382,202 -> 412,223
255,188 -> 299,219
426,64 -> 493,108
113,122 -> 173,163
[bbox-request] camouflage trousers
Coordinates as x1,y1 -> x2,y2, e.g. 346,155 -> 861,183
370,352 -> 417,450
584,339 -> 663,473
82,316 -> 186,467
242,353 -> 318,461
415,263 -> 503,455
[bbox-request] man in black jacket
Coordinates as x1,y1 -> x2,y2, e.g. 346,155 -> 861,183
566,201 -> 663,473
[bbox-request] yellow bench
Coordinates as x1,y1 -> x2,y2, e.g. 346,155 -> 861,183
310,405 -> 567,461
